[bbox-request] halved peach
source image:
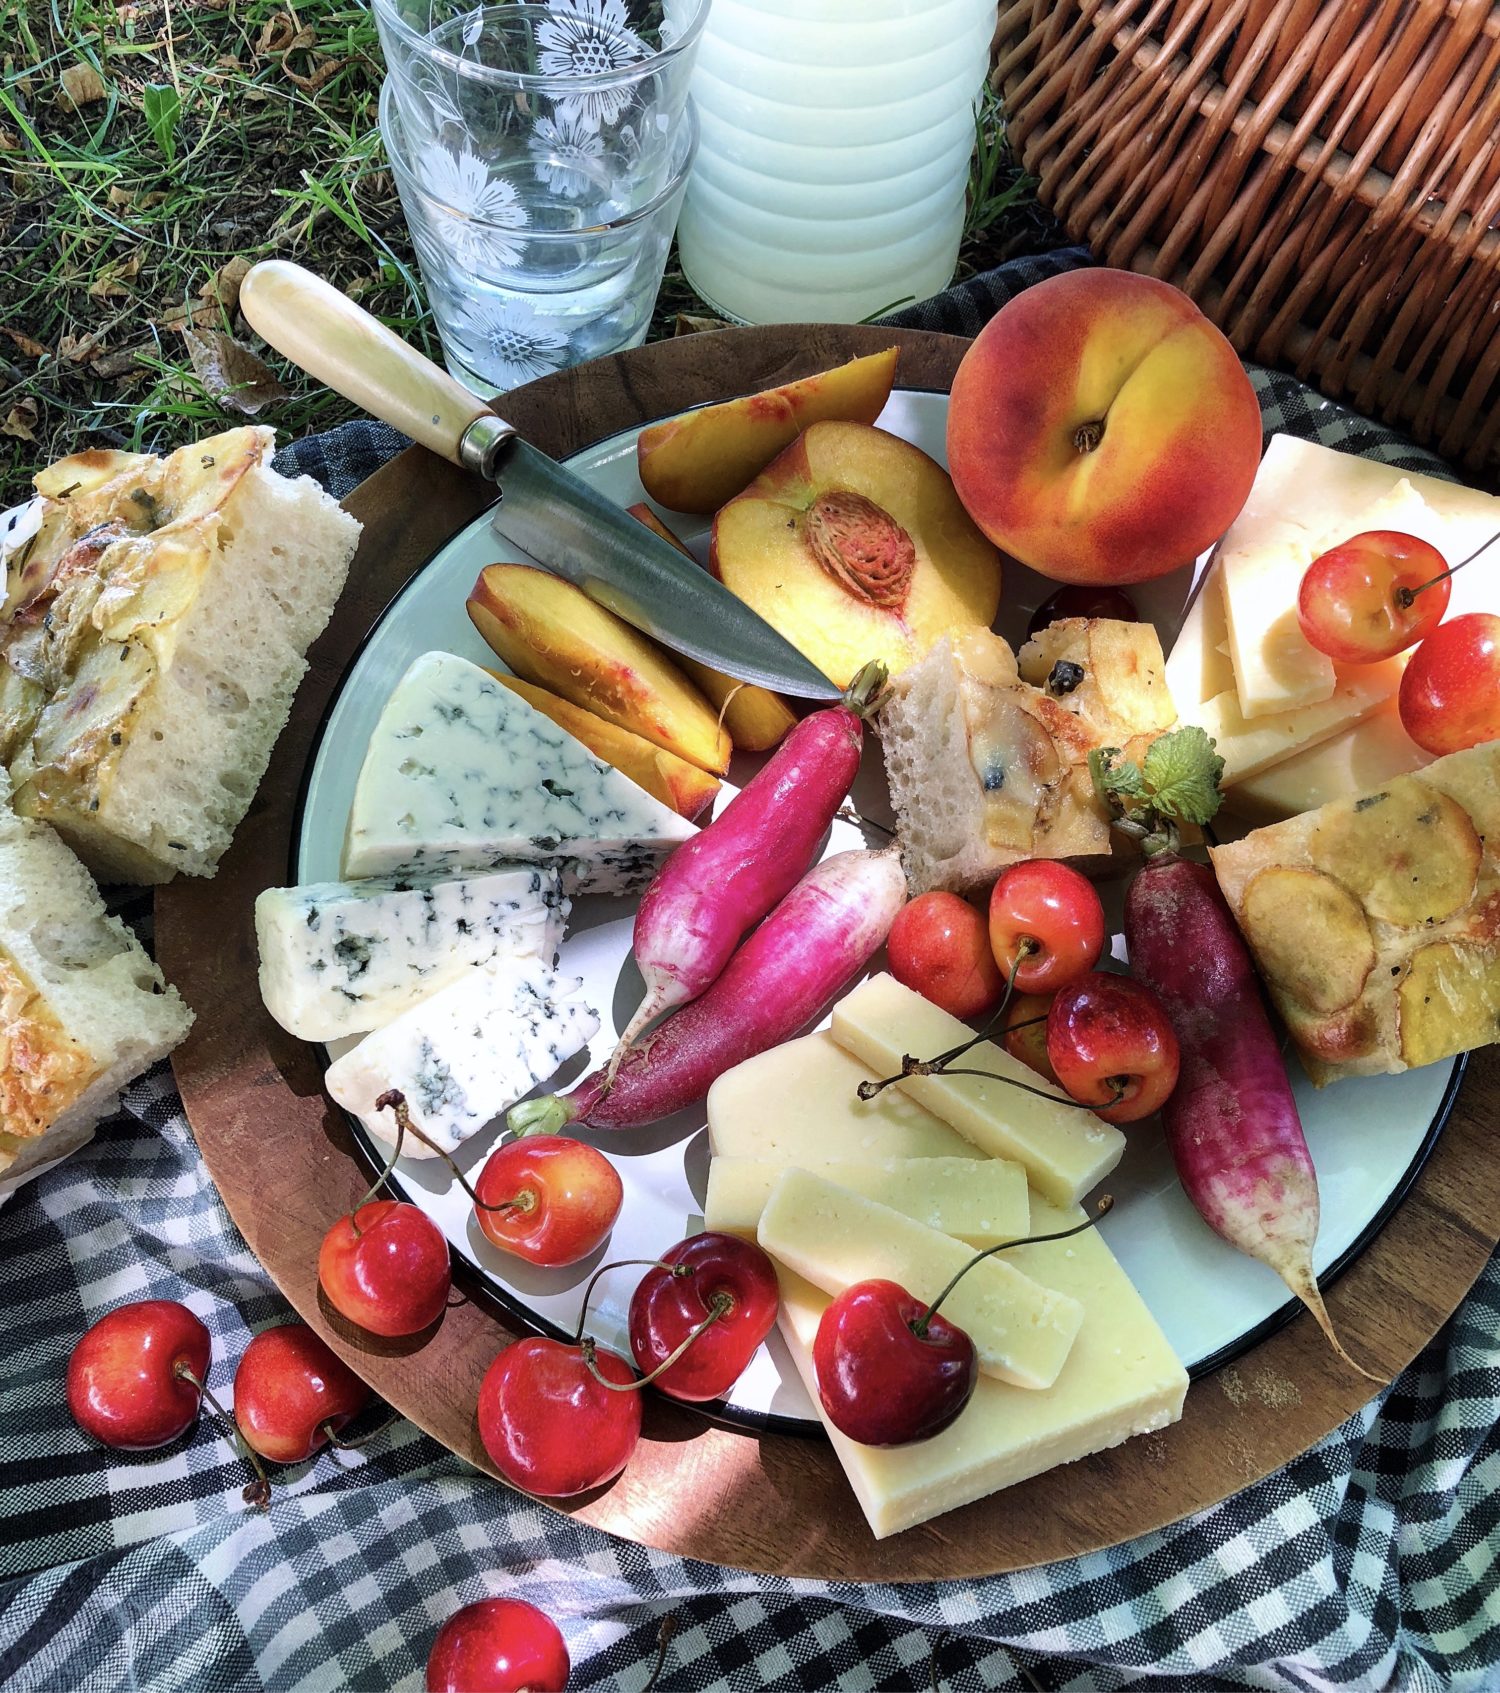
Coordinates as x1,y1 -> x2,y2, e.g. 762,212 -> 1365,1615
709,421 -> 1002,688
626,501 -> 798,752
467,563 -> 731,774
637,347 -> 900,516
487,672 -> 719,819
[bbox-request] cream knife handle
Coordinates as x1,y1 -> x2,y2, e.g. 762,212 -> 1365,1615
239,260 -> 516,475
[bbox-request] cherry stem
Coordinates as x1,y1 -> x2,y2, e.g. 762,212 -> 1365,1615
857,946 -> 1036,1101
912,1196 -> 1114,1337
928,1628 -> 950,1693
642,1614 -> 679,1693
176,1363 -> 272,1510
1394,527 -> 1498,606
580,1292 -> 733,1392
572,1256 -> 691,1346
372,1091 -> 532,1217
322,1413 -> 402,1451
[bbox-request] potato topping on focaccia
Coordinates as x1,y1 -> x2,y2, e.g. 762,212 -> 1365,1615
1211,742 -> 1500,1083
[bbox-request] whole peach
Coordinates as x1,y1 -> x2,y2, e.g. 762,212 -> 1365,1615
946,269 -> 1262,586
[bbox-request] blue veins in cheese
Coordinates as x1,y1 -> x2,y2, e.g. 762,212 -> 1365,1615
254,867 -> 567,1041
324,956 -> 599,1157
341,651 -> 695,896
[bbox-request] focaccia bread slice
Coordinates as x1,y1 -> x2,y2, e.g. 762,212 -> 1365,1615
1210,742 -> 1499,1083
879,619 -> 1176,894
0,427 -> 360,883
0,770 -> 192,1186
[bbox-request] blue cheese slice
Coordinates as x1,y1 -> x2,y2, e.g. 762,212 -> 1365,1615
324,956 -> 598,1156
254,867 -> 566,1041
342,651 -> 696,895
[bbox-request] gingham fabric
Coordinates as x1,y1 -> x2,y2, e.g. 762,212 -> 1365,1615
3,252 -> 1498,1693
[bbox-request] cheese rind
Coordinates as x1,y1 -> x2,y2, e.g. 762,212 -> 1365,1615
324,956 -> 598,1156
777,1195 -> 1188,1539
829,974 -> 1124,1205
342,651 -> 695,895
255,868 -> 566,1040
706,1031 -> 982,1165
706,1154 -> 1029,1247
757,1168 -> 1082,1389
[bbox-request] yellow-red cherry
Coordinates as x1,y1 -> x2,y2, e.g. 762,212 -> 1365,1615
988,861 -> 1105,994
887,891 -> 1004,1019
1297,530 -> 1451,663
1398,612 -> 1500,755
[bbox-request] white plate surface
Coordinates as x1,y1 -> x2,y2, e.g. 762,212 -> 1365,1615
296,387 -> 1459,1431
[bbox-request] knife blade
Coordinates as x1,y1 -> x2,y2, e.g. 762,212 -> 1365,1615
239,261 -> 841,700
488,439 -> 838,697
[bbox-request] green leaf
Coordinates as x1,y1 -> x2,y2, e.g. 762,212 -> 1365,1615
1140,726 -> 1225,825
142,83 -> 182,166
1089,745 -> 1144,801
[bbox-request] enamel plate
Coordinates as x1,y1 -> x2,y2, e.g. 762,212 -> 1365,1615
294,389 -> 1460,1433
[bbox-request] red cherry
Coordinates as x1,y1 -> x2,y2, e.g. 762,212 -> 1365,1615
318,1200 -> 451,1337
988,861 -> 1106,994
887,891 -> 1005,1020
233,1323 -> 371,1463
426,1598 -> 569,1693
1046,972 -> 1180,1123
1027,583 -> 1138,638
477,1337 -> 641,1497
474,1138 -> 623,1268
627,1233 -> 780,1402
1297,530 -> 1451,664
812,1279 -> 976,1446
67,1300 -> 211,1450
1398,612 -> 1500,756
1000,991 -> 1059,1084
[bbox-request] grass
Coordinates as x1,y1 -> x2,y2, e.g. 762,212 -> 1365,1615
0,0 -> 1050,507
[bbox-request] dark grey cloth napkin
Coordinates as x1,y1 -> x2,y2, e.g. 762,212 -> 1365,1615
3,250 -> 1497,1693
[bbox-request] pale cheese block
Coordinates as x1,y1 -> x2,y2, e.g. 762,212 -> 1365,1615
1223,698 -> 1431,826
828,975 -> 1123,1205
776,1194 -> 1188,1539
706,1155 -> 1029,1248
757,1168 -> 1082,1389
705,1031 -> 982,1165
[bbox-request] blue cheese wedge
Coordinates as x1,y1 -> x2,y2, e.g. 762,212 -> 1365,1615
324,956 -> 598,1157
342,651 -> 695,895
254,868 -> 566,1041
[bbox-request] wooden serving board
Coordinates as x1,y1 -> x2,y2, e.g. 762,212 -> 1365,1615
158,323 -> 1500,1581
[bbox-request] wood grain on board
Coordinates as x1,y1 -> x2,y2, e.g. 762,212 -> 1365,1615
158,323 -> 1500,1582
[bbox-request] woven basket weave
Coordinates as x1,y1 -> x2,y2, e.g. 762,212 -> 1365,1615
993,0 -> 1500,478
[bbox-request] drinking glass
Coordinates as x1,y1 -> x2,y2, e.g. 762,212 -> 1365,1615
374,0 -> 709,220
381,77 -> 698,393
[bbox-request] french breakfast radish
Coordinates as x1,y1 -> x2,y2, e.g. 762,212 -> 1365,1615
1123,851 -> 1376,1378
511,847 -> 908,1134
605,661 -> 887,1078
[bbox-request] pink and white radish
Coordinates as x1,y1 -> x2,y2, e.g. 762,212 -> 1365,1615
605,661 -> 886,1079
1124,851 -> 1376,1378
511,846 -> 907,1134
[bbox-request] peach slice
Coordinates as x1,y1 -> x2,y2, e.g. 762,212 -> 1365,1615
637,347 -> 900,516
467,563 -> 732,775
487,672 -> 719,820
709,421 -> 1002,688
626,501 -> 798,752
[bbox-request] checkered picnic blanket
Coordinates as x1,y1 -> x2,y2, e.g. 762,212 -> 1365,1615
4,250 -> 1499,1693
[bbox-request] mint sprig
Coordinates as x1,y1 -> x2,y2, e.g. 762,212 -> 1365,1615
1089,726 -> 1225,852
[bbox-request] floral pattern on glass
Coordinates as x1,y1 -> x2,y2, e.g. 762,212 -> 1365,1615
526,108 -> 608,198
419,145 -> 530,267
537,0 -> 648,130
452,294 -> 571,388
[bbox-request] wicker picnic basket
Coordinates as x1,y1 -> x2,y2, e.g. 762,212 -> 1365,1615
993,0 -> 1500,479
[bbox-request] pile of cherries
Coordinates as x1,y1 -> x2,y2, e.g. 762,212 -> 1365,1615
887,858 -> 1180,1126
1297,527 -> 1499,755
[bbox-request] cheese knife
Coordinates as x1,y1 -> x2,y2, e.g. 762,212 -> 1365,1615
240,261 -> 840,700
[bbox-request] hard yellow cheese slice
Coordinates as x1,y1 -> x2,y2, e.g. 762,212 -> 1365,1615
1218,517 -> 1335,719
706,1154 -> 1029,1248
705,1030 -> 981,1164
758,1168 -> 1082,1389
777,1194 -> 1189,1540
828,974 -> 1123,1206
